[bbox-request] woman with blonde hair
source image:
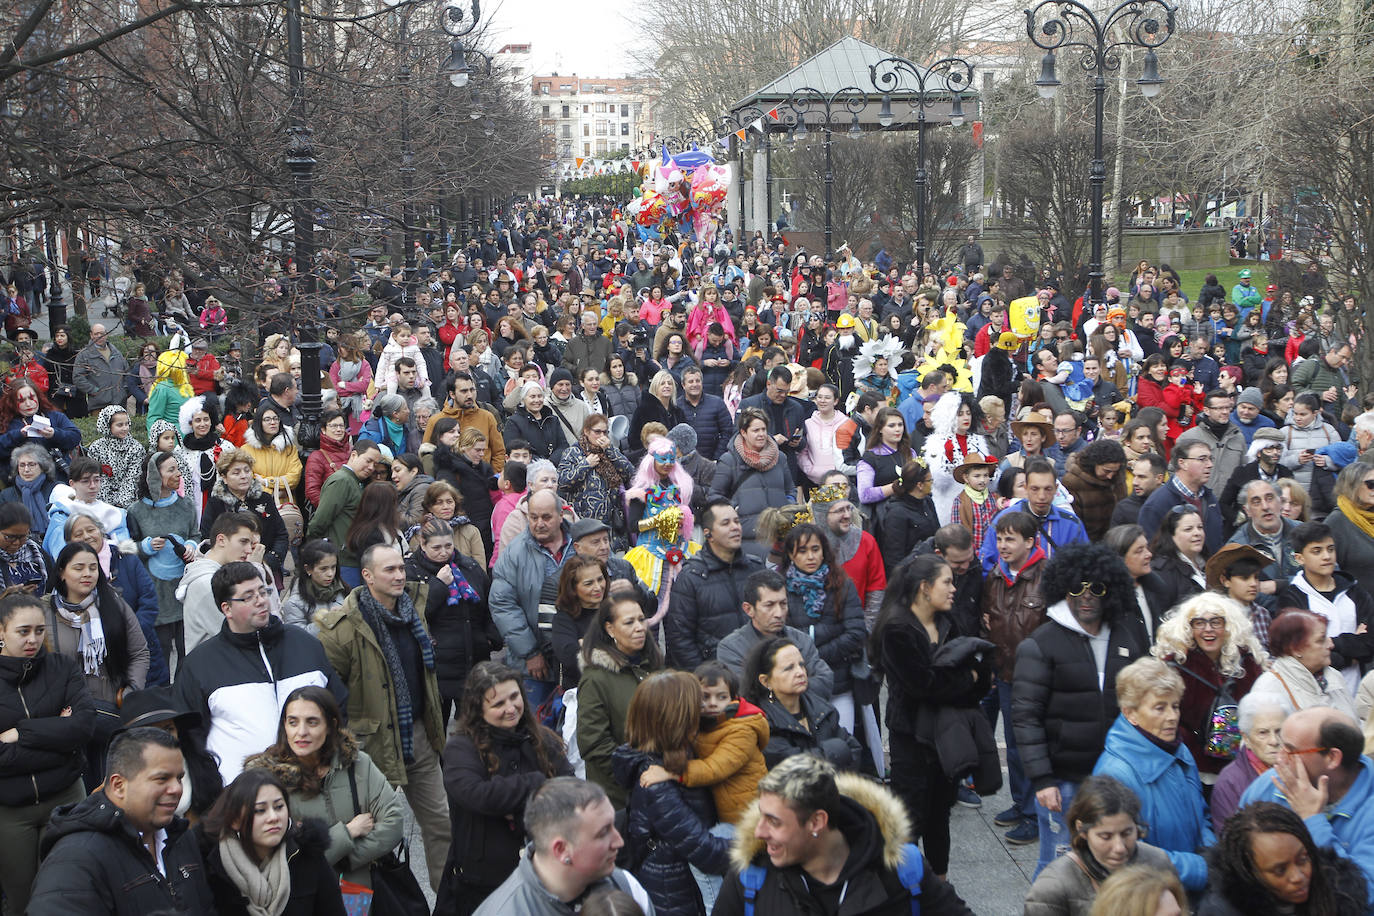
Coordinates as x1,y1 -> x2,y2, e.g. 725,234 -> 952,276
1089,863 -> 1187,916
1152,592 -> 1267,782
627,370 -> 684,460
1278,478 -> 1311,522
1092,658 -> 1214,891
146,350 -> 194,430
260,332 -> 298,376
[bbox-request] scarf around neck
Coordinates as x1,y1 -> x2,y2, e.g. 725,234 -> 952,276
355,587 -> 434,764
1337,495 -> 1374,541
17,474 -> 48,536
55,589 -> 104,676
217,835 -> 290,916
734,433 -> 779,471
787,562 -> 830,620
579,429 -> 625,490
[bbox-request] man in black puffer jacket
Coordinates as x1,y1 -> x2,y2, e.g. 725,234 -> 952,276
1012,542 -> 1148,878
29,728 -> 216,916
665,500 -> 763,670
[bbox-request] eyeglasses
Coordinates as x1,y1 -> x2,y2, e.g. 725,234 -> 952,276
1363,479 -> 1374,491
1189,616 -> 1227,631
1068,582 -> 1107,597
228,589 -> 268,605
1281,744 -> 1330,758
0,530 -> 26,544
1179,455 -> 1214,464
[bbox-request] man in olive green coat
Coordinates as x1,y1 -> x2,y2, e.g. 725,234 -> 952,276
315,543 -> 448,889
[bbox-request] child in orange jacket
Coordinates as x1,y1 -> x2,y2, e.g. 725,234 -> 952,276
639,661 -> 769,910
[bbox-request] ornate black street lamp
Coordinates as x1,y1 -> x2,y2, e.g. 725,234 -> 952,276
779,86 -> 867,255
1025,0 -> 1176,309
869,55 -> 974,273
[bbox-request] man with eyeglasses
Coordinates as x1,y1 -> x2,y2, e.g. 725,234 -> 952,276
175,561 -> 344,782
1237,706 -> 1374,907
1175,389 -> 1247,494
1139,440 -> 1225,555
1046,410 -> 1088,478
73,322 -> 131,413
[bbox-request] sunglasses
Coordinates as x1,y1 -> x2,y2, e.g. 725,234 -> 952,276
1363,480 -> 1374,491
1068,582 -> 1107,597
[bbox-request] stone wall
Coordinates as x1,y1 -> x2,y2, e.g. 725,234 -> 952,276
775,227 -> 1229,273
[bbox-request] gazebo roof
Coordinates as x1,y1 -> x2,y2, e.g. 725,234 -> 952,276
729,36 -> 975,126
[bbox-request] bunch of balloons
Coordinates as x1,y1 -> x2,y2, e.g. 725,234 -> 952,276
626,144 -> 731,246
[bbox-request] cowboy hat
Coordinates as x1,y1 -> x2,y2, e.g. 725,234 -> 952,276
952,453 -> 999,484
1204,543 -> 1273,591
1011,409 -> 1054,440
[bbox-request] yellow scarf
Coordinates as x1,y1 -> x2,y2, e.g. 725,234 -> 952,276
1338,495 -> 1374,540
963,484 -> 988,503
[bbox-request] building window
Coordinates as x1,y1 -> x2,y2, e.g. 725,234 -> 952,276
583,124 -> 590,136
620,123 -> 629,136
561,124 -> 571,138
561,104 -> 570,117
542,105 -> 550,117
583,143 -> 591,156
620,104 -> 629,117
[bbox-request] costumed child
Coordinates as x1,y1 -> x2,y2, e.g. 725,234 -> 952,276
623,435 -> 700,625
85,405 -> 146,508
921,391 -> 991,525
950,454 -> 999,549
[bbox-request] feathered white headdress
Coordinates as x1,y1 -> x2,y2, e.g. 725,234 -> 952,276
852,336 -> 904,385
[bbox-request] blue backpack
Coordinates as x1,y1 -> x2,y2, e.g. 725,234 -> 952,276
740,841 -> 924,915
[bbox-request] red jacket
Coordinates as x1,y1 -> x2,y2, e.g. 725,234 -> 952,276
7,359 -> 48,392
187,353 -> 220,396
842,530 -> 887,607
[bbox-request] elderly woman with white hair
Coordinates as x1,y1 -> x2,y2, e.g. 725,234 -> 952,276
357,392 -> 415,458
1209,693 -> 1286,833
1151,592 -> 1268,784
502,382 -> 565,463
1092,657 -> 1215,891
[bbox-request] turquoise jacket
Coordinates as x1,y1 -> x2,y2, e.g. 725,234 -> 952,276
1093,713 -> 1215,891
1241,753 -> 1374,911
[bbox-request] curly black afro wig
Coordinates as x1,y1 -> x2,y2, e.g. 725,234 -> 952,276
1040,541 -> 1140,625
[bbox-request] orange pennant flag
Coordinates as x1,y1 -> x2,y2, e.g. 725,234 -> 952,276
575,158 -> 584,168
735,128 -> 747,141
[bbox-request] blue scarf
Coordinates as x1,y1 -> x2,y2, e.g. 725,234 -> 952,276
355,587 -> 435,764
787,562 -> 830,620
381,415 -> 406,454
17,474 -> 47,536
447,562 -> 480,605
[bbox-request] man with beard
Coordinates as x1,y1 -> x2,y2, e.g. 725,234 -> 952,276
823,313 -> 859,402
1111,452 -> 1168,527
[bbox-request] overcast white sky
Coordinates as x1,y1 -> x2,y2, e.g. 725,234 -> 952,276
483,0 -> 641,77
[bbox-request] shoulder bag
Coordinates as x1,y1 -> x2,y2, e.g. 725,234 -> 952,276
346,764 -> 429,916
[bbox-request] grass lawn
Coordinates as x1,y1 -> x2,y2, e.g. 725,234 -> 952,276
1172,262 -> 1276,303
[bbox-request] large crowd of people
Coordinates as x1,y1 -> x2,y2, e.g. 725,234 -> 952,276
0,199 -> 1372,916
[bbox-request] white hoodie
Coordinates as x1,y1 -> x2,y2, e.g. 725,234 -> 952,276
1047,599 -> 1113,690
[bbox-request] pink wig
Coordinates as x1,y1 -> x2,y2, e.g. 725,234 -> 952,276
630,435 -> 694,530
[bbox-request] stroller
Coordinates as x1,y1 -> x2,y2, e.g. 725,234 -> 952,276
106,276 -> 131,319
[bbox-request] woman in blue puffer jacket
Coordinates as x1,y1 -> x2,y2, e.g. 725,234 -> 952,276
612,670 -> 730,916
1093,657 -> 1215,891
